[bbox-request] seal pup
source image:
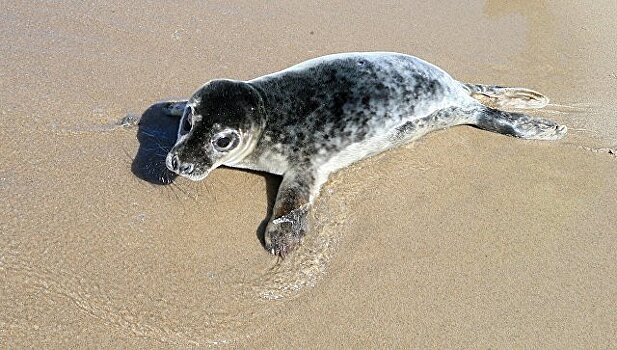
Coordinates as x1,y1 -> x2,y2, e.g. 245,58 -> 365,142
163,52 -> 566,257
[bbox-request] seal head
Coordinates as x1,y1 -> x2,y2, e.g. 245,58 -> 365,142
166,79 -> 266,180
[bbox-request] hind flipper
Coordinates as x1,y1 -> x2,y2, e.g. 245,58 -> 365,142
474,105 -> 567,140
463,83 -> 549,109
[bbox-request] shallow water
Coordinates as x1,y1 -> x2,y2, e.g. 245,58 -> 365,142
1,0 -> 616,348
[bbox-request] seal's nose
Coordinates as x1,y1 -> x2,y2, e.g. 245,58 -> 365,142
166,154 -> 179,172
166,154 -> 195,175
179,162 -> 194,175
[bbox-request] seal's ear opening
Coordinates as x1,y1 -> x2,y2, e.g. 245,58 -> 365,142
131,102 -> 180,185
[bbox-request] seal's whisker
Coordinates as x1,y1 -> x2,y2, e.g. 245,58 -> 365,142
155,143 -> 172,154
120,145 -> 135,165
139,129 -> 167,139
171,181 -> 198,202
166,182 -> 182,202
201,182 -> 216,204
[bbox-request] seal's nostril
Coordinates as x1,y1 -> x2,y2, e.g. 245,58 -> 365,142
171,155 -> 179,170
179,163 -> 194,174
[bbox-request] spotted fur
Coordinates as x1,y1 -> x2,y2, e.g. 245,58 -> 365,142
165,52 -> 566,256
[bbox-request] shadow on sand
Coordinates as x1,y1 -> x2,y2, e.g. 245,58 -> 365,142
131,101 -> 281,247
131,102 -> 180,185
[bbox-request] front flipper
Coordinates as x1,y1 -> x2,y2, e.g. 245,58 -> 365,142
161,100 -> 188,117
264,170 -> 316,257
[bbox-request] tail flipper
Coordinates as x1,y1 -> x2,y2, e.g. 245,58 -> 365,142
462,83 -> 549,110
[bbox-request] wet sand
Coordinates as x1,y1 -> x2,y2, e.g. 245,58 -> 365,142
1,0 -> 616,348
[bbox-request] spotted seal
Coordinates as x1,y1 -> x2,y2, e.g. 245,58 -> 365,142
163,52 -> 566,256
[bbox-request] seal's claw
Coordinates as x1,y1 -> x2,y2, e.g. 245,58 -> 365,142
264,219 -> 307,258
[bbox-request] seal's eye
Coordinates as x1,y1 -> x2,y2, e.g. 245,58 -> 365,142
216,137 -> 231,148
212,131 -> 240,152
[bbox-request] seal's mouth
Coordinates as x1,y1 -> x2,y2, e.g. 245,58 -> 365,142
182,169 -> 210,181
165,153 -> 211,181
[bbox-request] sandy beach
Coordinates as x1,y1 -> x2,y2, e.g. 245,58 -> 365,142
1,0 -> 616,348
